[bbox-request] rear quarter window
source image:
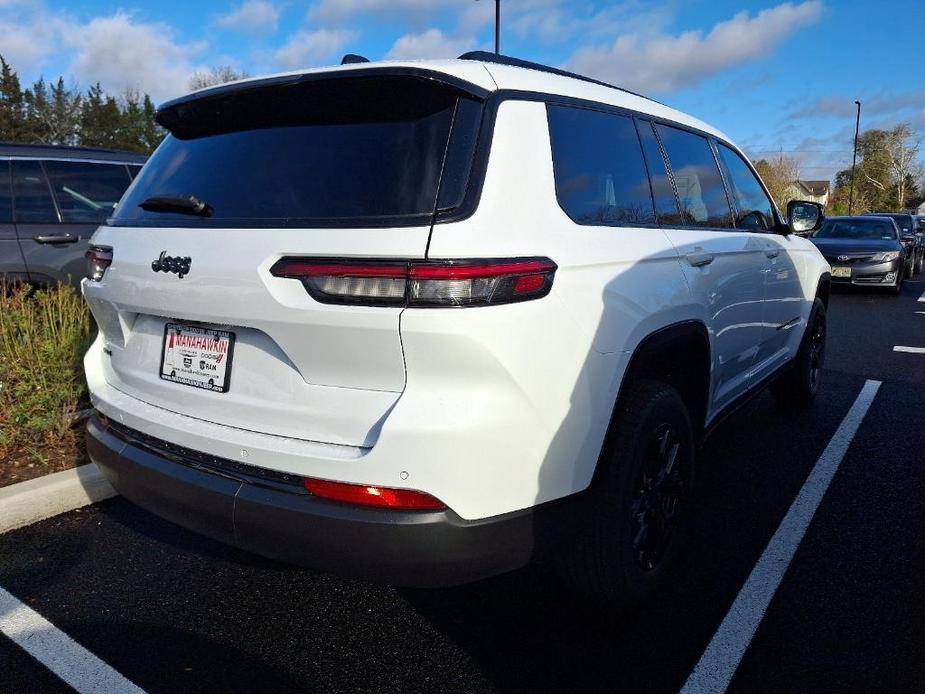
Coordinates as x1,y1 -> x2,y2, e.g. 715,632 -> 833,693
547,104 -> 655,226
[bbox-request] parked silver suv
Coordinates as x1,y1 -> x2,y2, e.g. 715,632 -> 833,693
0,143 -> 145,287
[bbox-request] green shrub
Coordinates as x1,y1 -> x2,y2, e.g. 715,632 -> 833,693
0,284 -> 93,455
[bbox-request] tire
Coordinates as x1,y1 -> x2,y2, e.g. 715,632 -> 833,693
770,297 -> 826,407
561,380 -> 695,607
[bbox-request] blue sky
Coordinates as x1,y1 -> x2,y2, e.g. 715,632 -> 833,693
2,0 -> 923,182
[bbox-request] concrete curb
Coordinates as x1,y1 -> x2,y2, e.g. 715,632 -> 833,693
0,463 -> 117,534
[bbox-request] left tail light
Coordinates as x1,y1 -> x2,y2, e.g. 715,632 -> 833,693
86,247 -> 113,281
270,257 -> 557,307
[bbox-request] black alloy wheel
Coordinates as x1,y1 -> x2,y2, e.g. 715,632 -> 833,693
630,422 -> 689,571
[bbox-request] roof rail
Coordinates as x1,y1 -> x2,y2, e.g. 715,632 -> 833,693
0,141 -> 146,156
457,51 -> 661,105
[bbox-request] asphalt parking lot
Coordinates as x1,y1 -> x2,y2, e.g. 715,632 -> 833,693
3,279 -> 925,694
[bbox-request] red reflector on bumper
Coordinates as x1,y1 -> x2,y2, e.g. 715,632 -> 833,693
303,477 -> 446,511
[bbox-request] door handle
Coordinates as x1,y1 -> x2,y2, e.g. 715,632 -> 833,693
765,249 -> 780,259
33,233 -> 78,244
686,252 -> 715,267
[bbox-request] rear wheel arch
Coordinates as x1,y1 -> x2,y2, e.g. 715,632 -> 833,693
590,320 -> 711,488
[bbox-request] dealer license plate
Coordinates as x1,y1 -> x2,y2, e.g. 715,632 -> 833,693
832,266 -> 851,278
160,322 -> 235,393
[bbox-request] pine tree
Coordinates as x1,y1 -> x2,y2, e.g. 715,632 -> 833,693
0,55 -> 27,142
0,55 -> 163,153
140,95 -> 163,153
49,76 -> 81,145
24,77 -> 50,142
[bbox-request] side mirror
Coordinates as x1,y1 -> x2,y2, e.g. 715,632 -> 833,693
786,200 -> 825,234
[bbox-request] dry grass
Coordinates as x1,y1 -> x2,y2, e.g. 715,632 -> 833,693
0,283 -> 93,479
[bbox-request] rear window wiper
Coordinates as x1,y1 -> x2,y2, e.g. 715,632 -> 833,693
139,195 -> 213,217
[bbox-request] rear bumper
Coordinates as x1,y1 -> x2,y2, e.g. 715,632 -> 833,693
86,415 -> 586,587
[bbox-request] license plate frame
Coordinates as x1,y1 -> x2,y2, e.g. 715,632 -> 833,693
831,266 -> 852,278
159,322 -> 235,393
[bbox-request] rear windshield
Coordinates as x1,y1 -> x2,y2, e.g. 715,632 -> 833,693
812,219 -> 897,240
885,215 -> 912,232
112,76 -> 483,228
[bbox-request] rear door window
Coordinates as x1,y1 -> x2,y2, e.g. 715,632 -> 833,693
655,124 -> 734,229
547,104 -> 655,226
44,161 -> 133,223
11,160 -> 58,224
113,76 -> 483,227
716,143 -> 775,230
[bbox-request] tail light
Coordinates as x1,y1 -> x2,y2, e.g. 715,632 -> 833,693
86,246 -> 113,281
303,477 -> 446,511
270,257 -> 557,307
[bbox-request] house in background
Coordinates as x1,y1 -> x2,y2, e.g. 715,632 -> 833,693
789,180 -> 831,207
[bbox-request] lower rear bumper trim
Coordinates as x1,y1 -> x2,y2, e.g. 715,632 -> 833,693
86,415 -> 586,587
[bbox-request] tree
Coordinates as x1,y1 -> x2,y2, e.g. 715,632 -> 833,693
0,56 -> 28,142
188,65 -> 249,90
0,55 -> 163,153
753,155 -> 802,210
885,123 -> 921,209
833,123 -> 924,212
80,83 -> 115,147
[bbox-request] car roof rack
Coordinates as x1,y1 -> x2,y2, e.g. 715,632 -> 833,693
457,51 -> 661,105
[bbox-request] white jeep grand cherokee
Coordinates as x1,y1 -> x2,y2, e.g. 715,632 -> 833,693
83,52 -> 830,604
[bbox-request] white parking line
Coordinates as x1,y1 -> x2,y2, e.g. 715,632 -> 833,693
918,290 -> 925,302
680,379 -> 881,694
0,586 -> 145,693
893,346 -> 925,354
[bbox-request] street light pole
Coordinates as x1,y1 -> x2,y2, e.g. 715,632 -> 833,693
494,0 -> 500,55
848,100 -> 861,215
476,0 -> 500,54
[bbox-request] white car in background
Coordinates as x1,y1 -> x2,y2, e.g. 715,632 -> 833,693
83,52 -> 830,604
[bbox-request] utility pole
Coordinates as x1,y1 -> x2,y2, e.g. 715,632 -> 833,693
848,100 -> 861,215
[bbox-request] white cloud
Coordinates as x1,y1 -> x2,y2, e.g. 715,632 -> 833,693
0,2 -> 66,73
789,89 -> 925,120
274,28 -> 357,69
385,28 -> 475,61
61,12 -> 206,101
0,17 -> 57,71
308,0 -> 464,23
566,1 -> 824,94
510,1 -> 672,45
215,0 -> 279,33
